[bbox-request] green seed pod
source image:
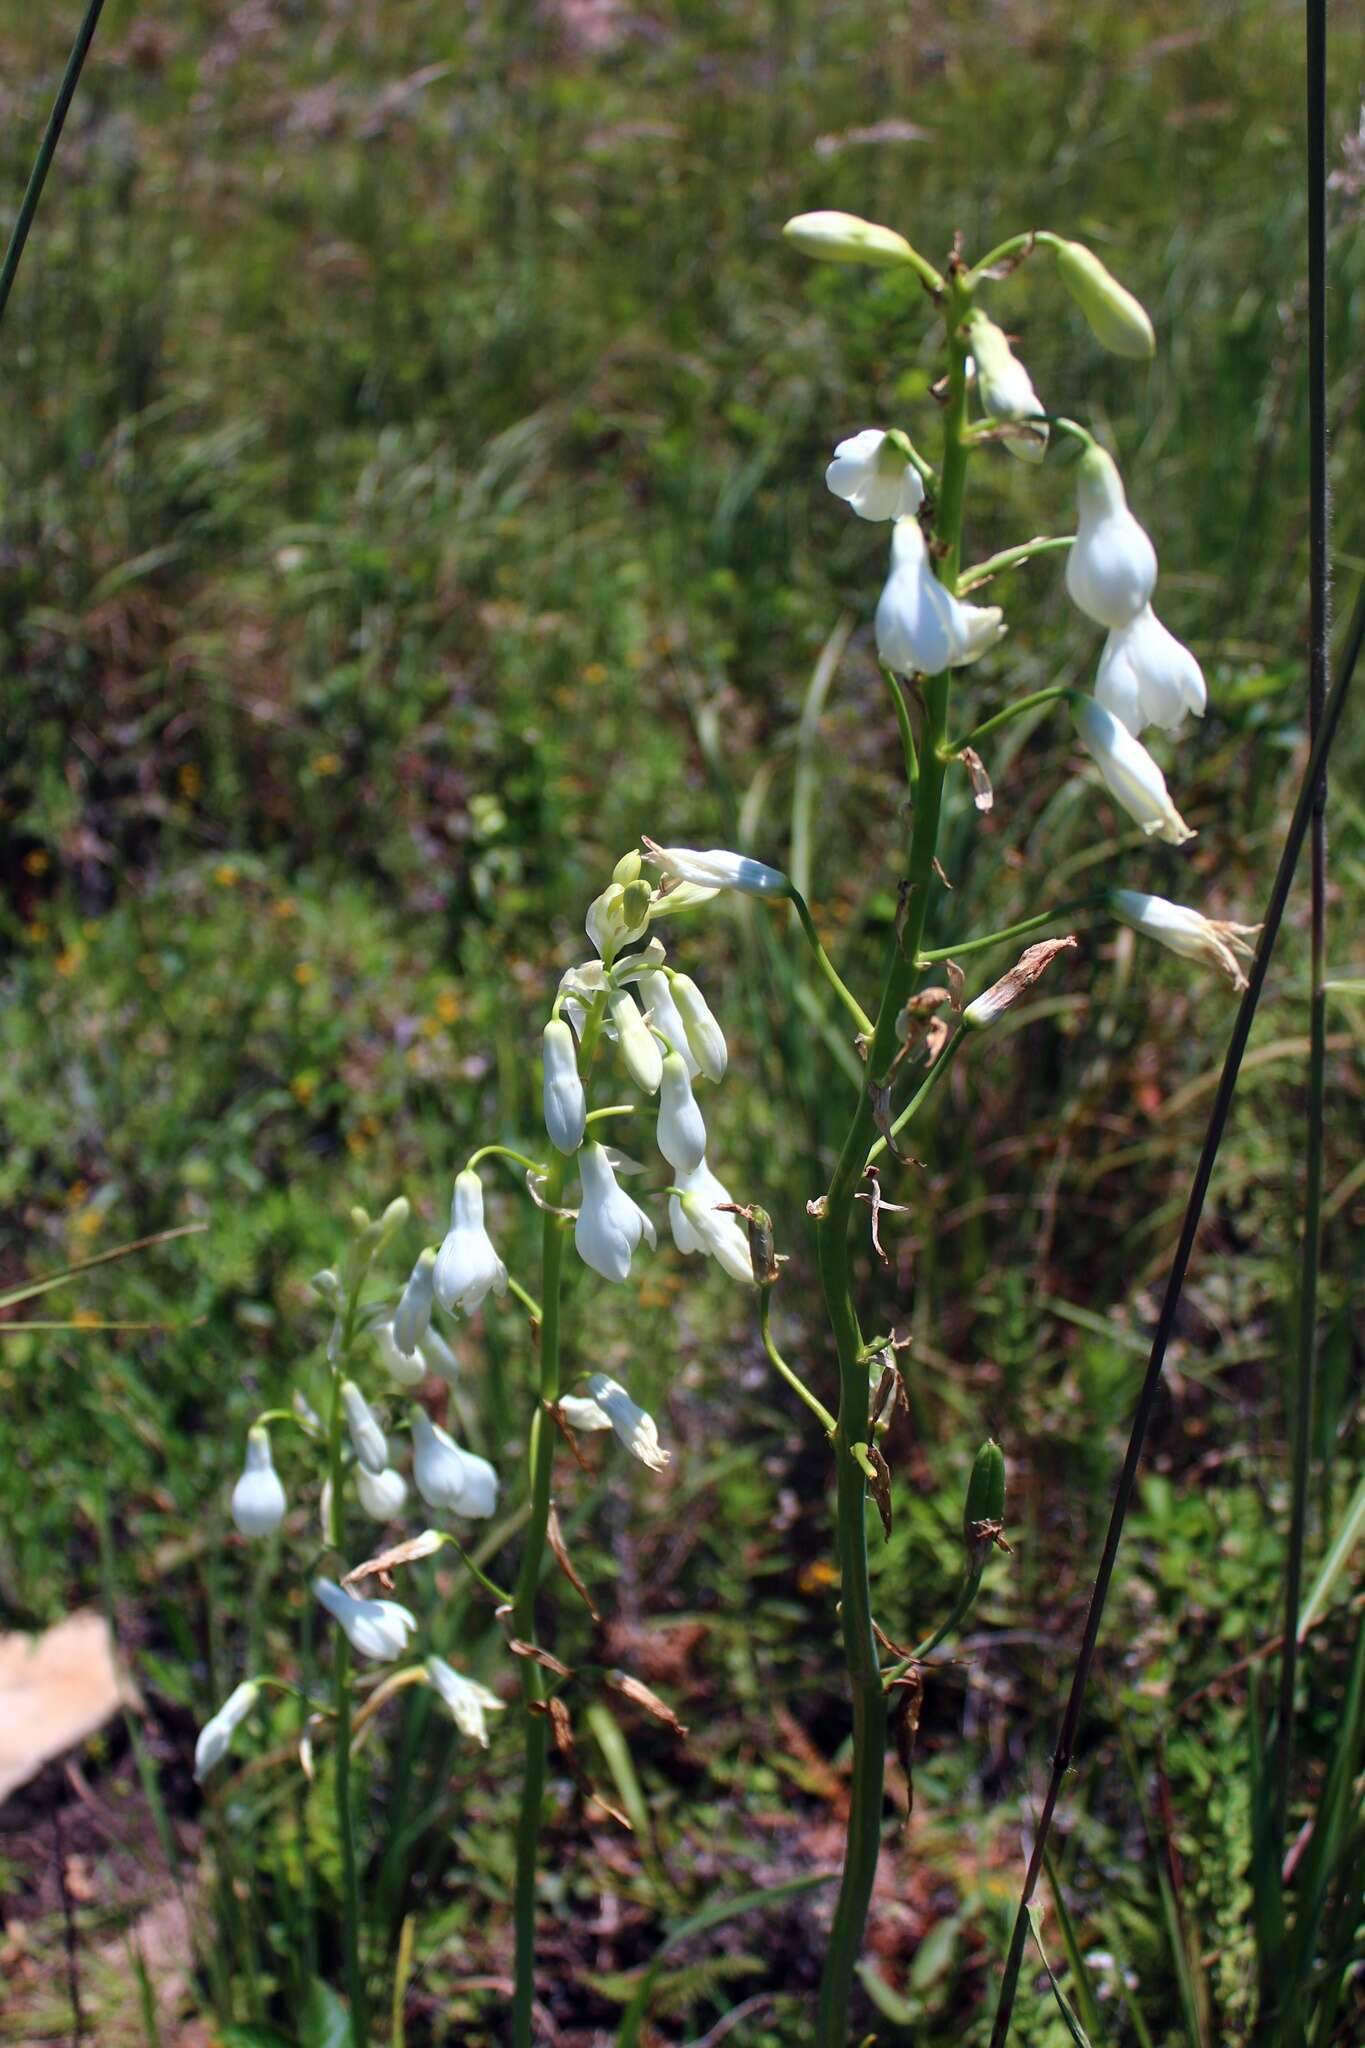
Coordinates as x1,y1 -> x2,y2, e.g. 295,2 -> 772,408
1052,238 -> 1155,359
962,1438 -> 1006,1551
745,1205 -> 779,1287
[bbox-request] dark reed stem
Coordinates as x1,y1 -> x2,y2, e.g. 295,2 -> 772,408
0,0 -> 107,334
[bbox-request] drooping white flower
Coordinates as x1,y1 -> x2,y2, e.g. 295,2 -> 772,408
668,972 -> 727,1083
392,1249 -> 437,1358
1070,694 -> 1195,845
542,1019 -> 586,1154
374,1317 -> 427,1388
657,1052 -> 707,1173
426,1656 -> 506,1747
231,1426 -> 286,1539
1065,444 -> 1157,630
356,1464 -> 409,1522
1112,889 -> 1260,990
966,311 -> 1048,463
314,1578 -> 418,1663
433,1170 -> 507,1314
1095,605 -> 1207,736
667,1158 -> 755,1284
194,1679 -> 260,1782
643,843 -> 788,897
575,1142 -> 657,1283
559,1373 -> 671,1471
411,1409 -> 498,1518
824,429 -> 925,521
608,988 -> 664,1095
634,969 -> 699,1076
875,517 -> 1005,676
342,1380 -> 388,1475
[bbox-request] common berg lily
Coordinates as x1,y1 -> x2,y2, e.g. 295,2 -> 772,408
427,1655 -> 506,1746
1095,605 -> 1207,736
1070,694 -> 1195,845
392,1248 -> 437,1358
608,988 -> 664,1095
668,1158 -> 756,1284
643,842 -> 788,897
411,1408 -> 499,1518
1065,443 -> 1158,630
231,1426 -> 286,1539
967,312 -> 1048,463
313,1578 -> 418,1663
542,1018 -> 586,1154
342,1380 -> 388,1475
194,1679 -> 260,1782
667,972 -> 727,1083
825,429 -> 925,521
433,1170 -> 507,1314
1112,889 -> 1260,990
657,1052 -> 707,1173
356,1463 -> 409,1522
560,1373 -> 671,1471
634,968 -> 699,1076
875,517 -> 1005,676
575,1142 -> 657,1283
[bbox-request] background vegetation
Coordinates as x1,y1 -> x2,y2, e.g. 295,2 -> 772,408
1,0 -> 1363,2041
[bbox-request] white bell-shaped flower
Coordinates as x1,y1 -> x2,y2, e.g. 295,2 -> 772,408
231,1426 -> 286,1539
575,1142 -> 657,1283
194,1679 -> 261,1782
560,1373 -> 671,1471
1112,890 -> 1259,990
608,988 -> 664,1095
433,1170 -> 508,1314
824,429 -> 925,521
657,1052 -> 707,1173
875,517 -> 1005,676
967,312 -> 1048,463
392,1249 -> 437,1358
634,969 -> 699,1076
416,1323 -> 459,1385
643,843 -> 788,897
313,1578 -> 417,1663
667,1158 -> 755,1284
668,972 -> 727,1083
356,1464 -> 409,1522
375,1317 -> 427,1388
1095,605 -> 1207,736
542,1019 -> 586,1154
1065,445 -> 1158,629
411,1409 -> 499,1518
426,1656 -> 506,1747
342,1380 -> 388,1474
1071,695 -> 1195,845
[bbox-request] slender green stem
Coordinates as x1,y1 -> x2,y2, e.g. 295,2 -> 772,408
759,1288 -> 837,1437
882,1565 -> 985,1685
963,228 -> 1041,287
943,686 -> 1068,757
505,1275 -> 543,1324
0,0 -> 106,333
957,534 -> 1074,593
584,1103 -> 639,1125
466,1142 -> 547,1179
917,896 -> 1107,964
511,1152 -> 568,2048
326,1302 -> 367,2043
788,888 -> 874,1035
866,1025 -> 968,1166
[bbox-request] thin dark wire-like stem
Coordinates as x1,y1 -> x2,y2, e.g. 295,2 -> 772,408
988,576 -> 1365,2048
0,0 -> 107,333
1273,0 -> 1330,1860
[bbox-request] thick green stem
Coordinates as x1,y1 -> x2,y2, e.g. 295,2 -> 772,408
326,1323 -> 367,2043
511,1152 -> 568,2048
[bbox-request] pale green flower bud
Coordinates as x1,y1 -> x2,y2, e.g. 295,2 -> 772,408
965,310 -> 1048,462
784,209 -> 920,268
585,882 -> 651,962
1052,238 -> 1155,359
612,848 -> 643,885
668,972 -> 727,1083
342,1380 -> 388,1475
608,988 -> 664,1095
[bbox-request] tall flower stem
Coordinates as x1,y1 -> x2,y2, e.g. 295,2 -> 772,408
0,0 -> 106,332
510,1150 -> 569,2048
327,1283 -> 367,2043
813,268 -> 975,2047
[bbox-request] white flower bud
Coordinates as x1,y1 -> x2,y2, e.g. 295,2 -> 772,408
1065,445 -> 1157,630
667,1158 -> 755,1284
374,1318 -> 427,1388
392,1248 -> 437,1357
585,881 -> 651,962
433,1171 -> 507,1314
560,1373 -> 671,1471
657,1053 -> 707,1173
634,969 -> 699,1075
1052,238 -> 1156,359
608,988 -> 664,1095
575,1142 -> 656,1283
1070,694 -> 1195,845
542,1019 -> 586,1154
876,517 -> 1005,676
668,973 -> 727,1083
194,1679 -> 261,1782
824,429 -> 925,520
231,1426 -> 286,1539
411,1409 -> 499,1518
966,311 -> 1048,462
341,1380 -> 388,1475
1095,605 -> 1207,736
1111,890 -> 1259,990
426,1655 -> 505,1746
313,1578 -> 418,1663
355,1464 -> 409,1522
643,843 -> 788,896
783,209 -> 921,268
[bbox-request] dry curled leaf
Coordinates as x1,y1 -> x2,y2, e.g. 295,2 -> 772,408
606,1671 -> 689,1738
343,1527 -> 443,1593
548,1506 -> 600,1621
868,1443 -> 894,1541
959,745 -> 994,812
968,935 -> 1078,1026
945,961 -> 965,1012
890,1669 -> 924,1827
